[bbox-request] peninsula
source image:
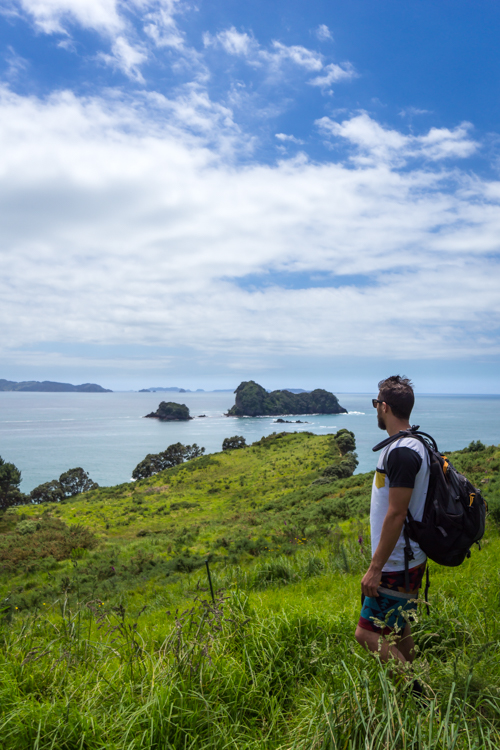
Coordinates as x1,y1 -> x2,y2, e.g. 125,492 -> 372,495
144,401 -> 192,421
226,380 -> 347,417
0,379 -> 112,393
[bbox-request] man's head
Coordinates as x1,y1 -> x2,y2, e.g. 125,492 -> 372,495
375,375 -> 414,430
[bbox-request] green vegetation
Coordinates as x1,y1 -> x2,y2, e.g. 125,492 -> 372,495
30,467 -> 99,504
145,401 -> 192,420
131,442 -> 205,480
1,432 -> 500,748
0,456 -> 24,509
222,435 -> 247,450
226,380 -> 347,416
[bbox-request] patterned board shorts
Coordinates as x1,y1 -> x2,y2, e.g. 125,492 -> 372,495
357,562 -> 426,635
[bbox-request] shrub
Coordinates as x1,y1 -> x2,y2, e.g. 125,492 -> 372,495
322,452 -> 358,480
0,456 -> 27,510
59,467 -> 99,496
0,517 -> 97,569
487,494 -> 500,525
222,436 -> 247,451
464,440 -> 487,452
335,429 -> 356,455
30,480 -> 65,503
132,443 -> 205,480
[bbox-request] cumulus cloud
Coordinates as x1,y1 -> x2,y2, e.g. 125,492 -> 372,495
10,0 -> 189,79
16,0 -> 124,34
0,85 -> 499,372
308,61 -> 356,88
275,133 -> 304,144
316,24 -> 332,42
317,112 -> 479,165
203,27 -> 356,87
203,27 -> 256,57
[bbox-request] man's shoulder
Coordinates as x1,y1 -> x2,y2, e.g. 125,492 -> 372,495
386,436 -> 427,459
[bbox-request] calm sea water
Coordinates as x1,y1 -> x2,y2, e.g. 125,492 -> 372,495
1,391 -> 499,492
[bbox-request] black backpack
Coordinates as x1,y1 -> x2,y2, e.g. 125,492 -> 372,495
373,426 -> 487,593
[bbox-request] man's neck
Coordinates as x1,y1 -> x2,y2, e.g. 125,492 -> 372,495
386,419 -> 411,437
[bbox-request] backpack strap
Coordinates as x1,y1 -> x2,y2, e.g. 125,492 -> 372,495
424,566 -> 430,616
403,521 -> 415,593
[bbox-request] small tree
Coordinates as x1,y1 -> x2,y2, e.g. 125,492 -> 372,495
30,480 -> 65,504
132,442 -> 205,480
0,456 -> 26,510
222,436 -> 247,451
59,467 -> 99,497
465,440 -> 486,453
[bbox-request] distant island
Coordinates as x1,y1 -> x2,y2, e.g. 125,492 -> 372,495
144,401 -> 192,421
139,387 -> 234,393
0,379 -> 112,393
226,381 -> 347,417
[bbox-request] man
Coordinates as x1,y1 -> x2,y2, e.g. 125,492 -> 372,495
355,375 -> 429,670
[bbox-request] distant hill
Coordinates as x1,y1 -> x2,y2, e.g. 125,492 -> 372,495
140,387 -> 233,393
226,380 -> 347,417
139,387 -> 188,392
0,379 -> 112,393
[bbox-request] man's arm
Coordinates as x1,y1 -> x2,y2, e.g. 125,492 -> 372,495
361,486 -> 413,597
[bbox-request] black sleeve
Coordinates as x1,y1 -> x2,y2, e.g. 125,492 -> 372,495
386,447 -> 422,488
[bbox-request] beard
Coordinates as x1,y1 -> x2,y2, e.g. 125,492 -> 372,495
377,414 -> 386,431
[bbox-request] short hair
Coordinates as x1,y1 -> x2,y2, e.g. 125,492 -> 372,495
378,375 -> 414,420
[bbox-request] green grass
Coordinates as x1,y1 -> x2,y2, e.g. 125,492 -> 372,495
1,433 -> 500,748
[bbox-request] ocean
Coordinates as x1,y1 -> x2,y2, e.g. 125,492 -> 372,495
1,391 -> 499,493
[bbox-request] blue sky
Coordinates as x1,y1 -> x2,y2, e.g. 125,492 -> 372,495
1,0 -> 500,392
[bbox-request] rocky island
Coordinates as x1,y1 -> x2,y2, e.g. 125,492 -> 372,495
226,380 -> 347,417
144,401 -> 192,421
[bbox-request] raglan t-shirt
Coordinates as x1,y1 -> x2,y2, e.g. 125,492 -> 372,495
370,436 -> 430,572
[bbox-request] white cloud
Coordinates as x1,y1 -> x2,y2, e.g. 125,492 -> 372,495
16,0 -> 123,34
316,24 -> 332,42
3,46 -> 29,79
0,86 -> 499,370
143,0 -> 185,49
317,112 -> 478,165
204,27 -> 255,57
275,133 -> 304,144
99,35 -> 147,81
202,29 -> 357,91
308,61 -> 356,88
399,106 -> 432,117
11,0 -> 189,79
269,41 -> 323,71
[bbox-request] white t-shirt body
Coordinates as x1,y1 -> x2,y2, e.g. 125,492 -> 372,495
370,436 -> 429,572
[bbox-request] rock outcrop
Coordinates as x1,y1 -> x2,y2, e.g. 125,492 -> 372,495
226,381 -> 347,417
144,401 -> 192,421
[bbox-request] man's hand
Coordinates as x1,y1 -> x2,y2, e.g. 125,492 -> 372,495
361,564 -> 382,598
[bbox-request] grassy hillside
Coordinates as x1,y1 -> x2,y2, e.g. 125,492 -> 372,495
0,431 -> 368,610
1,432 -> 500,748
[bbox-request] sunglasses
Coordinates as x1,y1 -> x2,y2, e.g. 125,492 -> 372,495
372,398 -> 393,409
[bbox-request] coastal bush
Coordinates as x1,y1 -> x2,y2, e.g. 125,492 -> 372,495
334,428 -> 356,455
30,479 -> 65,504
0,517 -> 97,570
465,439 -> 487,452
59,467 -> 99,496
222,435 -> 247,451
132,442 -> 205,480
0,456 -> 27,510
322,451 -> 359,480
